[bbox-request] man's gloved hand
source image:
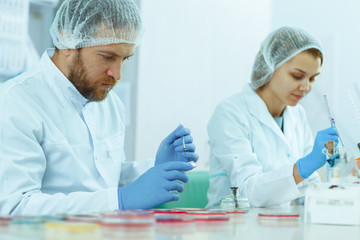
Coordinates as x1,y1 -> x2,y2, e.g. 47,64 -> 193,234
155,124 -> 199,166
118,161 -> 194,210
296,126 -> 339,179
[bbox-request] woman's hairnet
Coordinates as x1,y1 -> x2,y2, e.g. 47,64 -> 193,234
50,0 -> 143,49
250,26 -> 323,90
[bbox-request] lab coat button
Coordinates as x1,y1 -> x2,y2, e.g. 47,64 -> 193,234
287,153 -> 291,158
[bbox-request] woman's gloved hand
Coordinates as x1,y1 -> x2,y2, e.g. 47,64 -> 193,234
296,127 -> 339,179
155,124 -> 199,166
118,161 -> 194,210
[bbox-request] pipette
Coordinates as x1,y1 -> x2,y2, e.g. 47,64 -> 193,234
182,137 -> 186,152
323,94 -> 344,147
182,136 -> 197,168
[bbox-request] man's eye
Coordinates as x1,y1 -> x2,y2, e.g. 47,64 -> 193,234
102,55 -> 113,60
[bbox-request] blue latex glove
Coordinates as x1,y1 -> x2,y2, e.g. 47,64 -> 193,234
296,126 -> 339,179
118,161 -> 194,210
155,124 -> 199,166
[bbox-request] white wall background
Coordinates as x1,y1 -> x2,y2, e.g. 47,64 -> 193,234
133,0 -> 271,169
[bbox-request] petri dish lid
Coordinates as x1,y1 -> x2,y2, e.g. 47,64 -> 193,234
45,221 -> 100,231
66,214 -> 100,223
11,216 -> 46,224
258,213 -> 300,218
153,210 -> 187,214
227,210 -> 247,215
102,210 -> 153,218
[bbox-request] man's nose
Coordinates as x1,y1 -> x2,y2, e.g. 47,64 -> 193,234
107,63 -> 122,81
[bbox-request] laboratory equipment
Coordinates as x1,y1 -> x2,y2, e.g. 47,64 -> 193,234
258,213 -> 300,227
101,210 -> 155,240
323,94 -> 345,147
66,214 -> 100,224
304,99 -> 360,225
45,221 -> 101,240
183,137 -> 186,152
219,187 -> 249,211
304,122 -> 360,225
305,183 -> 360,225
182,136 -> 198,168
226,210 -> 248,224
186,209 -> 229,222
323,140 -> 340,182
10,216 -> 46,240
153,209 -> 196,235
101,210 -> 155,228
323,92 -> 360,178
0,216 -> 11,226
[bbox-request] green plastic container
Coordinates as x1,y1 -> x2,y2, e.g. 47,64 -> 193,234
156,170 -> 209,209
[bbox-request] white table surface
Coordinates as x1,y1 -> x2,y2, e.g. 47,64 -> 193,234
0,207 -> 359,240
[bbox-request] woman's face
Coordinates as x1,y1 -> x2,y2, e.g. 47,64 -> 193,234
266,51 -> 322,107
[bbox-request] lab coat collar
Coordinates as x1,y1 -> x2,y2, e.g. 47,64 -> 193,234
242,84 -> 292,146
40,48 -> 89,108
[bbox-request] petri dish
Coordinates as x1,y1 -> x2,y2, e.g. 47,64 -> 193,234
0,216 -> 12,226
227,210 -> 248,223
258,213 -> 300,227
186,209 -> 229,222
45,221 -> 101,240
101,210 -> 155,228
66,214 -> 100,224
155,213 -> 195,235
101,210 -> 155,240
45,221 -> 100,231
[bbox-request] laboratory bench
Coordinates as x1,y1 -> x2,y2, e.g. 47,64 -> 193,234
0,207 -> 359,240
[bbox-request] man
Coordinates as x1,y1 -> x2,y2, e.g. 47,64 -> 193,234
0,0 -> 198,215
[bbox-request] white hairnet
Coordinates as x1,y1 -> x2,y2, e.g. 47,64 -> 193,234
50,0 -> 143,49
250,26 -> 323,90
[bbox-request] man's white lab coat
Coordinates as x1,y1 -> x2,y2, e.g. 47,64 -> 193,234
206,84 -> 320,208
0,49 -> 151,215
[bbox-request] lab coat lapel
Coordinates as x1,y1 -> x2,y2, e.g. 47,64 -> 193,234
243,85 -> 290,147
282,106 -> 294,145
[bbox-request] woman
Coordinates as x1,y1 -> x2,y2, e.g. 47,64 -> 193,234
207,26 -> 338,208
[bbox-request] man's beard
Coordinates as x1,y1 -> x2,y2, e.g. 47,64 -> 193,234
68,50 -> 115,102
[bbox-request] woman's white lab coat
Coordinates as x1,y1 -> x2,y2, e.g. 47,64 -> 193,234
0,49 -> 152,215
207,84 -> 320,208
